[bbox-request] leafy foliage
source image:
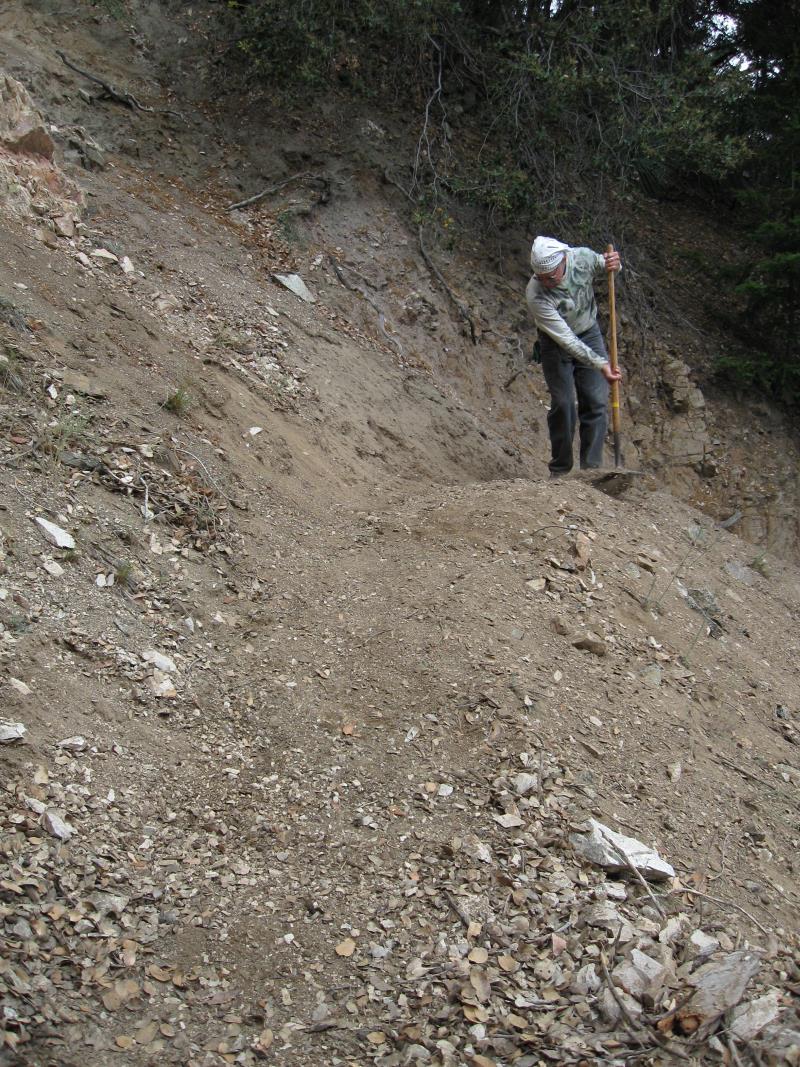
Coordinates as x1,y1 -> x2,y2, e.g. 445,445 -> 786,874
699,0 -> 800,403
221,0 -> 799,406
225,1 -> 749,225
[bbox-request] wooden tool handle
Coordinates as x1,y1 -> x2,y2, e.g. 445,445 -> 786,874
606,243 -> 621,435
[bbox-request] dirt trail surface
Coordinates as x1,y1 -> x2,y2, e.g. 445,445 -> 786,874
2,4 -> 800,1066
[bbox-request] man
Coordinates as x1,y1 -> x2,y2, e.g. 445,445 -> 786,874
526,236 -> 622,477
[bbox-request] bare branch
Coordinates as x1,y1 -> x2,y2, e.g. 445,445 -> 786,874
228,173 -> 330,212
418,225 -> 476,344
57,50 -> 184,120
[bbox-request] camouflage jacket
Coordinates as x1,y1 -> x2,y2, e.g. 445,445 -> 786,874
525,247 -> 612,369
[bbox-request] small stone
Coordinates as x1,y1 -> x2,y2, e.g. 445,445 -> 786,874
62,369 -> 106,398
573,532 -> 592,568
572,634 -> 607,656
91,247 -> 119,263
149,671 -> 177,698
512,772 -> 538,796
729,992 -> 781,1041
57,735 -> 87,751
53,214 -> 75,238
605,882 -> 628,901
724,561 -> 759,585
687,929 -> 720,960
640,665 -> 662,689
493,813 -> 524,829
681,951 -> 762,1029
572,963 -> 601,995
43,810 -> 75,840
35,517 -> 75,549
273,273 -> 315,303
0,720 -> 26,744
619,949 -> 668,999
143,649 -> 178,673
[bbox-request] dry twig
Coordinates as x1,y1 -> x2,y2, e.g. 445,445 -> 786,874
670,887 -> 771,937
382,169 -> 415,203
329,257 -> 403,357
418,226 -> 476,344
57,50 -> 183,119
228,172 -> 330,212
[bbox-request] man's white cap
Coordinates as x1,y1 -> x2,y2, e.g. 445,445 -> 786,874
531,236 -> 568,274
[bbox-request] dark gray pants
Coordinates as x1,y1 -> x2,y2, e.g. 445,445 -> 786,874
540,321 -> 609,475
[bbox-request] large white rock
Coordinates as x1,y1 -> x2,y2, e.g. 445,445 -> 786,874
35,517 -> 75,549
570,818 -> 675,882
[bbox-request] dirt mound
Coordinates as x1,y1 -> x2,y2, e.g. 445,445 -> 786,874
1,3 -> 800,1066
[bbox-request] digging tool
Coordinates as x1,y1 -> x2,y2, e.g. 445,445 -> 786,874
582,244 -> 641,495
606,242 -> 623,468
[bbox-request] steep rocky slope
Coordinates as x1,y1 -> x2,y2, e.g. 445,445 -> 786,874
1,4 -> 800,1066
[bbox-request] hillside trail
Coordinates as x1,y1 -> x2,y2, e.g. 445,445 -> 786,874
1,3 -> 800,1066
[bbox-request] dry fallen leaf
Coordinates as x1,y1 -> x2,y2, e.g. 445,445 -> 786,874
114,978 -> 140,1003
136,1022 -> 158,1043
367,1031 -> 386,1045
102,990 -> 122,1012
255,1028 -> 273,1050
469,967 -> 492,1003
468,946 -> 489,965
462,1002 -> 490,1023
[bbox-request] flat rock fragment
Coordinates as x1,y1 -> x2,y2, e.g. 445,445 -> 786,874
729,991 -> 781,1041
34,517 -> 75,548
43,810 -> 75,840
571,819 -> 675,881
0,720 -> 26,743
679,951 -> 762,1035
273,273 -> 315,303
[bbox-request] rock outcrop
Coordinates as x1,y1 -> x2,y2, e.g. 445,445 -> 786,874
0,70 -> 84,224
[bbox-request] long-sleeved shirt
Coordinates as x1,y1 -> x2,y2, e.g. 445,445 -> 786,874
526,247 -> 612,370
